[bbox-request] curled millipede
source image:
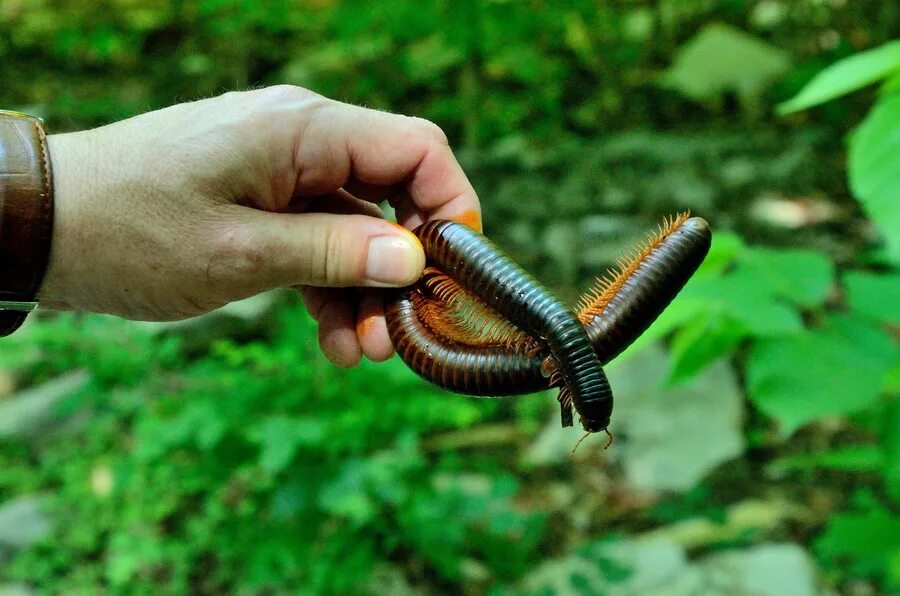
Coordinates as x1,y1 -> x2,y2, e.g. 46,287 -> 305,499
384,214 -> 712,442
389,220 -> 614,433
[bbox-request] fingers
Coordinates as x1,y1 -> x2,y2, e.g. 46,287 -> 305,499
208,88 -> 485,367
357,290 -> 393,362
301,287 -> 361,368
282,95 -> 482,230
206,209 -> 425,298
300,287 -> 393,366
404,139 -> 483,231
290,189 -> 394,366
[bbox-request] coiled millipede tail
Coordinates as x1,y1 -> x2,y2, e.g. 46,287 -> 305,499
384,213 -> 711,451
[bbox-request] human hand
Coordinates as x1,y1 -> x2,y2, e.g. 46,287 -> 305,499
40,85 -> 482,367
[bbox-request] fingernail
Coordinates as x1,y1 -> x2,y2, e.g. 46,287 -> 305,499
365,235 -> 422,286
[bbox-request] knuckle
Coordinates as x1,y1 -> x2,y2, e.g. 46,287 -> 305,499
304,220 -> 359,287
410,117 -> 448,145
215,90 -> 244,105
256,84 -> 317,106
321,224 -> 348,285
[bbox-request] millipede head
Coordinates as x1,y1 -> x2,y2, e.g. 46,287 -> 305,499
579,414 -> 610,434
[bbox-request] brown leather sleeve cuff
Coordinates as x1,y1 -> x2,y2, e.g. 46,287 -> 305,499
0,111 -> 55,336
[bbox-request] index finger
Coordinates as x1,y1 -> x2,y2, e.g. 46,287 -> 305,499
284,95 -> 482,231
401,120 -> 482,231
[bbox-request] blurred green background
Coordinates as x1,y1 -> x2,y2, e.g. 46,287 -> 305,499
1,1 -> 899,594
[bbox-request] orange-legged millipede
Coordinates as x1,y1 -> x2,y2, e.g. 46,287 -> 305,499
384,214 -> 711,444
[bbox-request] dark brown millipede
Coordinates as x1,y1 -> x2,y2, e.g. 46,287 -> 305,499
384,213 -> 712,446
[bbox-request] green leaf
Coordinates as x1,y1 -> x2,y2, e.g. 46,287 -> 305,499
616,295 -> 706,360
767,445 -> 884,476
849,91 -> 900,264
778,40 -> 900,114
884,398 -> 900,504
694,231 -> 745,277
748,314 -> 897,435
318,459 -> 374,524
562,12 -> 597,68
881,69 -> 900,97
618,231 -> 749,358
106,531 -> 166,587
404,35 -> 465,83
845,270 -> 900,324
816,509 -> 900,582
253,417 -> 326,474
739,247 -> 835,307
661,23 -> 790,102
685,270 -> 803,336
668,314 -> 745,383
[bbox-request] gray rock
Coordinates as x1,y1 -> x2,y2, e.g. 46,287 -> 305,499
0,495 -> 51,549
521,399 -> 579,467
520,540 -> 819,596
606,343 -> 744,492
696,543 -> 818,596
521,538 -> 691,595
0,584 -> 37,596
0,371 -> 91,440
521,343 -> 744,494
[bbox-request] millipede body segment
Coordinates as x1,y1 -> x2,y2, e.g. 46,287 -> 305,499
384,214 -> 712,436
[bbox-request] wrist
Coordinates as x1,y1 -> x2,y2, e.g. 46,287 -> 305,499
39,132 -> 107,313
0,110 -> 55,335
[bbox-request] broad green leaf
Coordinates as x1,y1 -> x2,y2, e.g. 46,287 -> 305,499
739,247 -> 835,307
620,231 -> 750,359
881,69 -> 900,97
891,552 -> 900,590
694,231 -> 745,277
845,270 -> 900,324
816,509 -> 900,582
828,313 -> 900,372
616,295 -> 707,359
849,91 -> 900,264
662,23 -> 790,102
748,314 -> 897,435
667,314 -> 746,383
778,40 -> 900,114
885,398 -> 900,504
889,361 -> 900,396
685,270 -> 803,336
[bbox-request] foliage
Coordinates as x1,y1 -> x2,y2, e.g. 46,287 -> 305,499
1,304 -> 545,592
769,38 -> 900,588
661,23 -> 791,108
637,234 -> 897,434
1,0 -> 900,593
780,39 -> 900,263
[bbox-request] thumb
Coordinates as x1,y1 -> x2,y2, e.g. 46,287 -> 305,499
206,211 -> 425,296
